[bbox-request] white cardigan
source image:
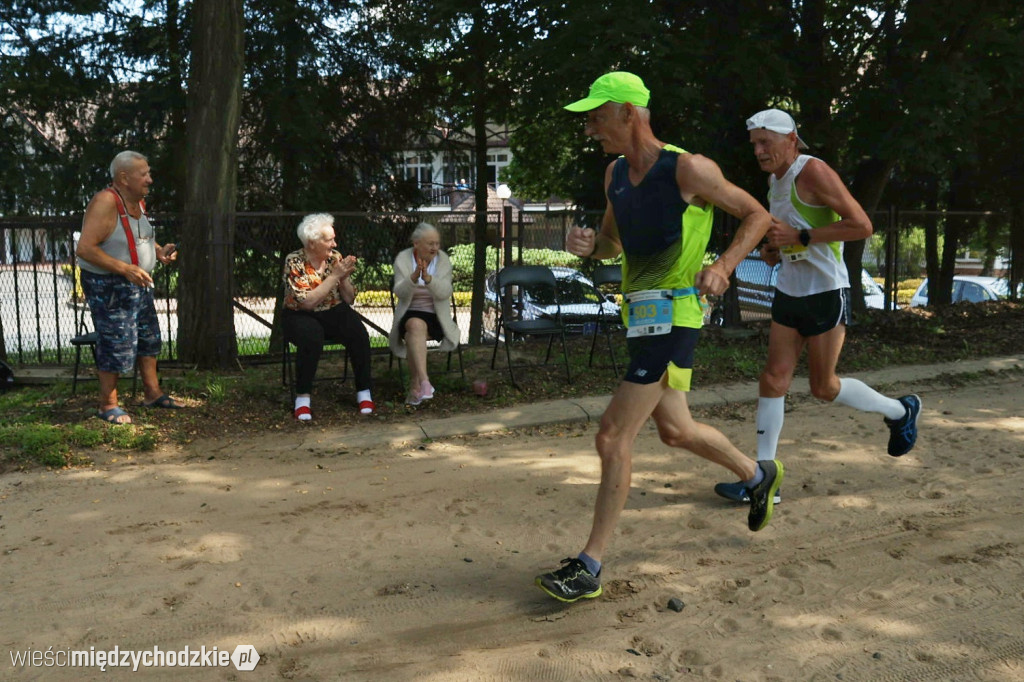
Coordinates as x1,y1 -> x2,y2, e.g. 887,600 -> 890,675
388,248 -> 460,358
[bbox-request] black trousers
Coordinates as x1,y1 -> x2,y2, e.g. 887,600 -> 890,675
282,304 -> 373,394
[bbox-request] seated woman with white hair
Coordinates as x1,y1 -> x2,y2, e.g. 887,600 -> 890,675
281,213 -> 374,420
389,222 -> 460,405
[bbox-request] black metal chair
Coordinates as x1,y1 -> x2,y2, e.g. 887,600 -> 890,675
70,321 -> 137,396
588,264 -> 623,375
388,276 -> 465,389
282,336 -> 349,404
70,329 -> 99,396
489,265 -> 571,390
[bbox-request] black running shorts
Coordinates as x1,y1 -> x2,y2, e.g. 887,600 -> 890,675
771,287 -> 850,337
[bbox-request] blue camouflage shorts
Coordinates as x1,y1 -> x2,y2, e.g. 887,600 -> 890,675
80,271 -> 162,374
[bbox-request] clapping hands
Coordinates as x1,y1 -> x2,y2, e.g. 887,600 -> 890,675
326,254 -> 357,283
412,255 -> 432,284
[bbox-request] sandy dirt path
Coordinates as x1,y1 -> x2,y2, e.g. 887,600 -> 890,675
2,372 -> 1023,681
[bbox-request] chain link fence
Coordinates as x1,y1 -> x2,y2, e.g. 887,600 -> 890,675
0,208 -> 578,367
2,206 -> 1015,368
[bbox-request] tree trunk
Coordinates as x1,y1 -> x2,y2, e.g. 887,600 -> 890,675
267,13 -> 304,356
1011,203 -> 1024,301
796,0 -> 834,162
923,178 -> 940,285
847,157 -> 896,310
163,0 -> 187,209
177,0 -> 244,368
935,164 -> 975,305
467,10 -> 489,346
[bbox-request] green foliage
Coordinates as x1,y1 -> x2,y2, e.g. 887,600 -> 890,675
204,379 -> 226,405
693,344 -> 763,383
897,278 -> 925,306
4,0 -> 1023,365
66,425 -> 105,448
0,392 -> 158,467
0,387 -> 54,424
106,424 -> 157,451
447,243 -> 582,291
868,229 -> 933,279
234,248 -> 280,298
354,290 -> 392,307
2,426 -> 64,466
353,263 -> 395,292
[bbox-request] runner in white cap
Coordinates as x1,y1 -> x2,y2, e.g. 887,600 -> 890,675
713,109 -> 922,505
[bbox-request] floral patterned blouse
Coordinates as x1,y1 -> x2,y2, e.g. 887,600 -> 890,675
282,249 -> 347,312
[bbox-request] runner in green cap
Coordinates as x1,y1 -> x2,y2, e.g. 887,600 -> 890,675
536,72 -> 783,603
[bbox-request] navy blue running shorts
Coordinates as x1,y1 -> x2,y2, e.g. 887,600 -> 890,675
624,326 -> 699,391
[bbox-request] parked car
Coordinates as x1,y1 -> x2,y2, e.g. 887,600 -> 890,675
909,275 -> 1020,307
705,257 -> 888,326
483,266 -> 620,339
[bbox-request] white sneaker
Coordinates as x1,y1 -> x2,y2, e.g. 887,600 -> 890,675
421,381 -> 435,400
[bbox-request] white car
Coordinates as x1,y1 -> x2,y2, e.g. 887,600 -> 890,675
483,266 -> 620,339
909,275 -> 1019,307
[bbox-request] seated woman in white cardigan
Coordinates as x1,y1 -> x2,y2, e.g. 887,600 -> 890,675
389,222 -> 460,405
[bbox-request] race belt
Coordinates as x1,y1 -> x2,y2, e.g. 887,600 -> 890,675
624,287 -> 697,338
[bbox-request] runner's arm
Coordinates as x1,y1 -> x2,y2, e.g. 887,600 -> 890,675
790,158 -> 872,245
677,154 -> 770,294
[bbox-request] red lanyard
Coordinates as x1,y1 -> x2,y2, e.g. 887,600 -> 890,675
105,187 -> 147,266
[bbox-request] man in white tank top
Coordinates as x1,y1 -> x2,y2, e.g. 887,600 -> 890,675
714,110 -> 922,504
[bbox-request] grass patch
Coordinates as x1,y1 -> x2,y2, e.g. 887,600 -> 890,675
2,301 -> 1022,472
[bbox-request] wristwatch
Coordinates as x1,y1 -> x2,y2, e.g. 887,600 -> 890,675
798,229 -> 811,247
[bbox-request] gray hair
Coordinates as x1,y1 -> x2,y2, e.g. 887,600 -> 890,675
608,101 -> 650,123
410,222 -> 439,244
297,213 -> 335,246
109,151 -> 147,180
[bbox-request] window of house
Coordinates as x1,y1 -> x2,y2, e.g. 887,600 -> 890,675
487,152 -> 510,186
401,155 -> 434,188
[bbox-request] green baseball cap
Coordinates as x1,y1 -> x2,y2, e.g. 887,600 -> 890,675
564,72 -> 650,112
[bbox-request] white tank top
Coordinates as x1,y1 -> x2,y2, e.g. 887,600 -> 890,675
770,155 -> 849,297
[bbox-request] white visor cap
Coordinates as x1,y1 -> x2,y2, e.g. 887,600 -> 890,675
746,109 -> 809,150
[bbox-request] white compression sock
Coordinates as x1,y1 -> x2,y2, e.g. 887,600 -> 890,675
756,396 -> 785,461
356,389 -> 372,404
294,395 -> 311,421
834,378 -> 906,420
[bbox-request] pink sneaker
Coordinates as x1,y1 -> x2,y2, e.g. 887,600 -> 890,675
421,380 -> 435,400
406,386 -> 423,406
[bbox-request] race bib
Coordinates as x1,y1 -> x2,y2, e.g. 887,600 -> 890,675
781,244 -> 809,262
625,290 -> 674,338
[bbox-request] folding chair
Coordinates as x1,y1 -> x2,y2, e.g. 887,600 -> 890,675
70,328 -> 99,396
489,265 -> 571,390
282,338 -> 349,404
588,264 -> 623,375
70,320 -> 138,396
388,277 -> 465,388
